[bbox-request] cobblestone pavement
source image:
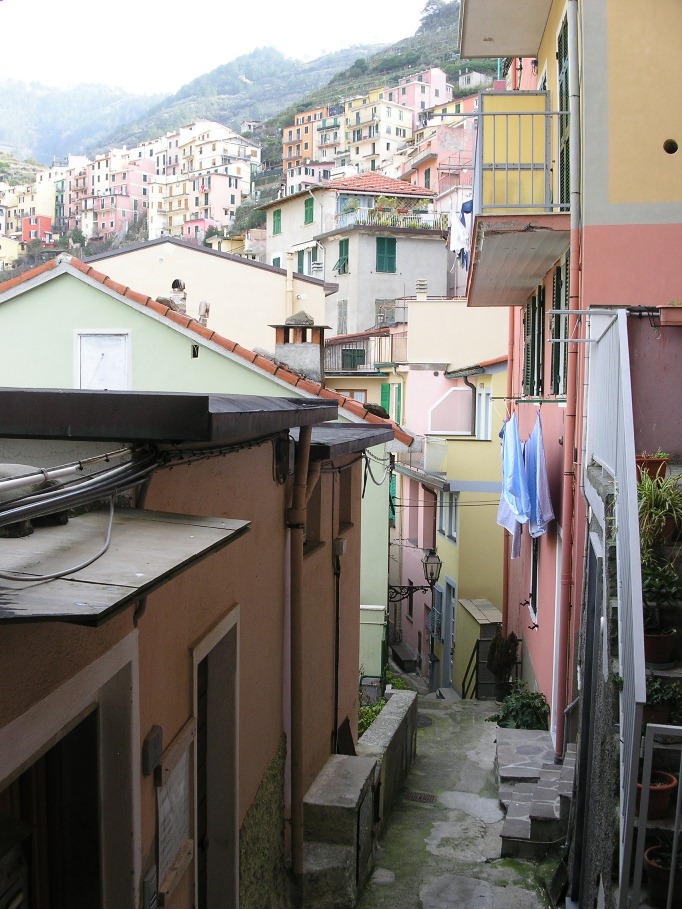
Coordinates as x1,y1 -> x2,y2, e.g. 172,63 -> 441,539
356,680 -> 557,909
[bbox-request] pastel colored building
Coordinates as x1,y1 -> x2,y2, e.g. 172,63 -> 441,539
460,0 -> 682,904
388,67 -> 454,130
85,236 -> 330,354
261,173 -> 446,336
0,384 -> 386,906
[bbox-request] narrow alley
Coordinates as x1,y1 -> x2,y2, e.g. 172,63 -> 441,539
357,677 -> 557,909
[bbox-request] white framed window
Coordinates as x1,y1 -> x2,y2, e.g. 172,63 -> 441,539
447,492 -> 458,541
75,331 -> 130,390
475,384 -> 492,440
437,490 -> 447,534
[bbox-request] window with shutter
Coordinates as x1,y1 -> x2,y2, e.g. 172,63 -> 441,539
304,196 -> 313,224
389,474 -> 396,527
376,237 -> 396,273
522,287 -> 545,397
558,17 -> 570,210
333,237 -> 349,274
550,258 -> 569,396
394,383 -> 402,423
297,250 -> 304,273
380,382 -> 390,414
272,208 -> 281,234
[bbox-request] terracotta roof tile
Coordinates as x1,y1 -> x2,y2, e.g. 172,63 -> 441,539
295,377 -> 323,396
321,173 -> 436,198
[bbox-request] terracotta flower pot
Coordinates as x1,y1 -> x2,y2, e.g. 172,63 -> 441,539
637,770 -> 678,819
637,456 -> 669,480
644,629 -> 677,668
644,845 -> 682,908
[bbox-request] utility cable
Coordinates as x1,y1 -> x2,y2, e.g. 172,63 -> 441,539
0,497 -> 115,583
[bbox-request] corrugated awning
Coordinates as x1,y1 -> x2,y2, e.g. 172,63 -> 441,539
0,509 -> 249,625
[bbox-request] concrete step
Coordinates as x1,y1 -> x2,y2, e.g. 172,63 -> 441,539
497,730 -> 577,859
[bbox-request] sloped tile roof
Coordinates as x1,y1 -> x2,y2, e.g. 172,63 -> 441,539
320,173 -> 436,198
0,255 -> 413,447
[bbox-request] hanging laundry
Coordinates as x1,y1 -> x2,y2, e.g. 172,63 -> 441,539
496,413 -> 530,557
525,412 -> 555,538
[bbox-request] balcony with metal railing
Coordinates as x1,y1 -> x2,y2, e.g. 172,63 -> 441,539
395,436 -> 447,478
583,310 -> 682,909
324,329 -> 408,373
335,209 -> 448,231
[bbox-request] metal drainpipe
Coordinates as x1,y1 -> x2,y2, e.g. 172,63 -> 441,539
462,374 -> 478,438
286,252 -> 294,320
502,306 -> 515,635
554,0 -> 582,762
286,428 -> 320,878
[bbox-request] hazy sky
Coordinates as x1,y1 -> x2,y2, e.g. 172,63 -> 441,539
1,0 -> 429,95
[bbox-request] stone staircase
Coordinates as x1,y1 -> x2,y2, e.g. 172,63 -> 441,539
495,727 -> 577,859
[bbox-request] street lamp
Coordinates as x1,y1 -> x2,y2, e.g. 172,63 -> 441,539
388,548 -> 443,602
388,549 -> 443,690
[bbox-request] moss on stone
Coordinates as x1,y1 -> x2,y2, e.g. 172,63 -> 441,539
239,735 -> 292,909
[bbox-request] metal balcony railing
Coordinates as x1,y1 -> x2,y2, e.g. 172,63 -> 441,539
581,309 -> 682,909
394,436 -> 447,478
324,331 -> 407,372
335,210 -> 448,231
425,93 -> 568,215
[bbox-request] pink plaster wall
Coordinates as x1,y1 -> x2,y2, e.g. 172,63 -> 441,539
582,223 -> 682,310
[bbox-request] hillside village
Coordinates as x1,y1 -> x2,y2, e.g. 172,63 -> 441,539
1,2 -> 682,909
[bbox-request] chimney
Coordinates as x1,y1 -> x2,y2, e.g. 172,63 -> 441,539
415,279 -> 428,302
168,278 -> 186,314
270,311 -> 331,384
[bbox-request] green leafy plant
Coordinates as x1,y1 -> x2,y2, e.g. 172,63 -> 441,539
486,680 -> 549,730
642,555 -> 682,632
646,672 -> 682,707
358,699 -> 386,736
638,471 -> 682,552
384,670 -> 410,690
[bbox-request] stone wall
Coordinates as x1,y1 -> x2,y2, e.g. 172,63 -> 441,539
356,690 -> 418,831
239,735 -> 291,909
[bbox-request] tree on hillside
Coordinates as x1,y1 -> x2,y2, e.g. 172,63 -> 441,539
421,0 -> 447,22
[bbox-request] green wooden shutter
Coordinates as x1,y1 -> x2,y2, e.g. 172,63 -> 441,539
304,196 -> 313,224
376,237 -> 396,273
389,474 -> 396,526
380,382 -> 390,414
297,250 -> 304,273
558,17 -> 570,209
550,266 -> 563,395
273,209 -> 281,234
394,383 -> 402,423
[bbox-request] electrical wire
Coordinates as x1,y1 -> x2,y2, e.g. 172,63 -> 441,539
0,497 -> 115,583
0,450 -> 161,528
363,453 -> 390,486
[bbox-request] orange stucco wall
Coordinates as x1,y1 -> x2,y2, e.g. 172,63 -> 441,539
0,436 -> 364,904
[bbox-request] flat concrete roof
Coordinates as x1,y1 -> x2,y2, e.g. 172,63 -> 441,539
0,388 -> 337,444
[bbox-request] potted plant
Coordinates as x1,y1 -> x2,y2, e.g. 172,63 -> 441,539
636,766 -> 678,820
644,673 -> 682,725
644,835 -> 682,907
642,555 -> 681,666
374,195 -> 396,213
486,629 -> 519,700
637,448 -> 670,480
638,470 -> 682,546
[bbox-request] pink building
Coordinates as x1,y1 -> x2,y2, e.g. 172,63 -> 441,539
387,67 -> 454,130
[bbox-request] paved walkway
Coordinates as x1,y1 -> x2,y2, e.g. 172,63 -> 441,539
356,679 -> 556,909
